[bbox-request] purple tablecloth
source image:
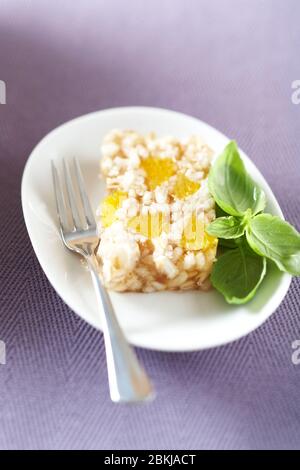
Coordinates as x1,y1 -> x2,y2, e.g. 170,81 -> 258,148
0,0 -> 300,450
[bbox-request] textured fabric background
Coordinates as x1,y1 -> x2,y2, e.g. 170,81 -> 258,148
0,0 -> 300,450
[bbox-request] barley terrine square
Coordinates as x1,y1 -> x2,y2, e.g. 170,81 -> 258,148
96,130 -> 217,292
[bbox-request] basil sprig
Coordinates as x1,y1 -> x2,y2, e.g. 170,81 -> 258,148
207,141 -> 300,304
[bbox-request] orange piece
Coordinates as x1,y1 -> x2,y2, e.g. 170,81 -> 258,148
100,190 -> 127,227
172,173 -> 200,199
141,156 -> 176,190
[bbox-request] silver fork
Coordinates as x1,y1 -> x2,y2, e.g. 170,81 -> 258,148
51,158 -> 154,403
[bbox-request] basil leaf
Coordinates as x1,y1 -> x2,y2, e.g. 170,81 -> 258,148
206,216 -> 245,239
208,141 -> 266,216
211,243 -> 267,304
246,214 -> 300,275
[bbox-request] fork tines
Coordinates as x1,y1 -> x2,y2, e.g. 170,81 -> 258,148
51,158 -> 96,233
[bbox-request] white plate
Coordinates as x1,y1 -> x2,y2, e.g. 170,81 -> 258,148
21,107 -> 291,351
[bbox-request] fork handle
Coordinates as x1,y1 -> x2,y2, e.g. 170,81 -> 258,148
86,256 -> 154,403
